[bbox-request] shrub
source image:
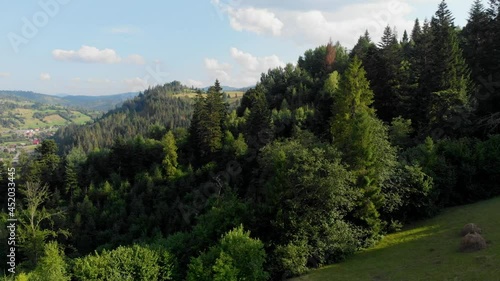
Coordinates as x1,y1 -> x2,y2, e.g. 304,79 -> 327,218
186,225 -> 268,281
381,163 -> 437,223
460,233 -> 487,252
460,223 -> 482,237
72,244 -> 176,280
272,239 -> 310,278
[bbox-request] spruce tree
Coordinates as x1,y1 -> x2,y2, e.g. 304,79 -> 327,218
188,81 -> 228,162
462,0 -> 489,79
425,0 -> 473,138
463,0 -> 500,126
410,19 -> 434,131
331,57 -> 397,233
350,30 -> 375,61
245,86 -> 273,147
372,26 -> 405,122
410,18 -> 422,43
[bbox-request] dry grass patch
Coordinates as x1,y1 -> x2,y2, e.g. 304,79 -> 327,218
460,233 -> 487,252
460,223 -> 482,236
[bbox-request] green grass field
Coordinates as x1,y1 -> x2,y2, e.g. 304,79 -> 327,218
70,111 -> 93,124
292,197 -> 500,281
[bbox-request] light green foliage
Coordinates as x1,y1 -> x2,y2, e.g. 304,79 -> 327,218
219,226 -> 268,281
331,57 -> 375,139
293,106 -> 314,128
72,244 -> 175,280
273,239 -> 310,276
186,257 -> 211,281
323,71 -> 340,97
223,131 -> 248,158
212,252 -> 238,281
18,182 -> 68,267
330,57 -> 397,233
389,117 -> 414,148
30,242 -> 70,281
233,133 -> 248,157
161,131 -> 178,178
15,273 -> 30,281
187,225 -> 268,281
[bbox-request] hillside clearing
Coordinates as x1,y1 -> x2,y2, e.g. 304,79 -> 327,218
291,197 -> 500,281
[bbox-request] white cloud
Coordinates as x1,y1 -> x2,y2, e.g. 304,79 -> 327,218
230,47 -> 285,75
212,0 -> 284,36
230,48 -> 260,71
0,72 -> 10,78
40,73 -> 51,81
53,45 -> 122,64
124,54 -> 146,65
52,46 -> 145,65
227,7 -> 284,35
124,77 -> 149,92
71,77 -> 81,82
185,79 -> 204,88
279,1 -> 414,48
204,58 -> 232,82
204,48 -> 285,87
214,0 -> 414,48
204,58 -> 231,71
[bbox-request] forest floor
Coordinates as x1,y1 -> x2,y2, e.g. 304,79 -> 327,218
291,196 -> 500,281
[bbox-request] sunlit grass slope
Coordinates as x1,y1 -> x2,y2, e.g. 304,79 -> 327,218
292,197 -> 500,281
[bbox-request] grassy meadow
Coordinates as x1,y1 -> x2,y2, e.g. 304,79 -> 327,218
292,197 -> 500,281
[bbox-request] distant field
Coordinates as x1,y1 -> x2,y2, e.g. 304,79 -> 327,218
173,91 -> 244,99
70,111 -> 93,124
1,105 -> 94,131
174,92 -> 199,99
14,108 -> 41,128
43,114 -> 67,125
292,197 -> 500,281
173,91 -> 243,108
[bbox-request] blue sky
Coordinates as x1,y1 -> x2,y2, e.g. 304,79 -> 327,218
0,0 -> 482,95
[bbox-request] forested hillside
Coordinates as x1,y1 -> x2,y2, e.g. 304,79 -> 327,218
53,81 -> 194,153
1,1 -> 500,280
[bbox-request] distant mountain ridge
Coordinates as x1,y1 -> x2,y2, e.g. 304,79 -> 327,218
0,90 -> 139,111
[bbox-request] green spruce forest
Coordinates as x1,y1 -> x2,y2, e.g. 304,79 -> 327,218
2,0 -> 500,280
